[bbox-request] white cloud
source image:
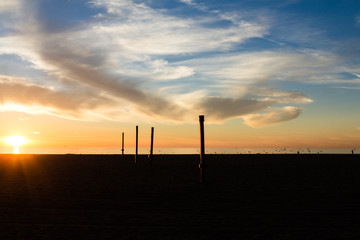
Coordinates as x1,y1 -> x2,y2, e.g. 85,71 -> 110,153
88,0 -> 267,55
0,0 -> 26,34
179,50 -> 339,86
0,0 -> 324,127
0,0 -> 270,121
113,57 -> 195,81
179,0 -> 194,4
93,20 -> 256,54
178,0 -> 209,11
243,106 -> 302,128
0,0 -> 22,13
251,88 -> 313,104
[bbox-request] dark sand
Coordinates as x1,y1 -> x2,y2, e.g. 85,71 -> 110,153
1,154 -> 360,239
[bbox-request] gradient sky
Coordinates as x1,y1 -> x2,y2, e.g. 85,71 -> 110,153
0,0 -> 360,152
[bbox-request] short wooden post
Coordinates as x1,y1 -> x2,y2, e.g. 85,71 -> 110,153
121,132 -> 124,158
135,126 -> 138,165
199,115 -> 206,183
149,127 -> 154,166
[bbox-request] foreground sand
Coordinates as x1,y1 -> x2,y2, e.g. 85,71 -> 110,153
1,154 -> 360,239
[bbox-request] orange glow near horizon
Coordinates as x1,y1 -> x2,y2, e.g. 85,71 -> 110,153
1,112 -> 359,153
3,136 -> 29,154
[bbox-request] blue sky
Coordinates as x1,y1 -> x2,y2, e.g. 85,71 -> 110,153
0,0 -> 360,149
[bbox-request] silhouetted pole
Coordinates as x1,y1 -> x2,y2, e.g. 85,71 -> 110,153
135,126 -> 138,165
149,127 -> 154,166
121,132 -> 124,158
199,115 -> 206,183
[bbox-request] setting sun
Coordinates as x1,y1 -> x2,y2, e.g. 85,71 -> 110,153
3,136 -> 29,154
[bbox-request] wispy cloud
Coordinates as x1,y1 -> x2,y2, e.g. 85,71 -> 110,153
178,0 -> 209,11
243,106 -> 302,128
179,50 -> 340,85
196,97 -> 272,121
87,0 -> 267,55
194,86 -> 311,123
0,75 -> 116,119
1,0 -> 356,127
0,0 -> 270,123
0,0 -> 21,13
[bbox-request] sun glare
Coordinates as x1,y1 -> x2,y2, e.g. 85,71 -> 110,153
3,136 -> 29,154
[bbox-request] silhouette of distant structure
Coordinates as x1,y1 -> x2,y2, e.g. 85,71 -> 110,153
135,126 -> 138,165
149,127 -> 154,166
199,115 -> 206,184
122,132 -> 124,158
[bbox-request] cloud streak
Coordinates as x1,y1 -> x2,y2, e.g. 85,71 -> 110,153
4,0 -> 356,128
0,0 -> 271,123
35,41 -> 188,120
0,75 -> 115,119
194,87 -> 311,123
87,0 -> 267,55
0,0 -> 21,13
244,106 -> 302,128
178,0 -> 210,11
196,97 -> 272,121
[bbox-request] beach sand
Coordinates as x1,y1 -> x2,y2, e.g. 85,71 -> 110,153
1,154 -> 360,239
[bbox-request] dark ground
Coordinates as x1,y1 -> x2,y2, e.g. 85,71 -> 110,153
1,154 -> 360,239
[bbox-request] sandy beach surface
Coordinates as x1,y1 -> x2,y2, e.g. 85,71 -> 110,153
1,154 -> 360,239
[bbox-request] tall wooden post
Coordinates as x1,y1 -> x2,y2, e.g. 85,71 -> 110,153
135,126 -> 138,165
121,132 -> 124,158
149,127 -> 154,166
199,115 -> 205,183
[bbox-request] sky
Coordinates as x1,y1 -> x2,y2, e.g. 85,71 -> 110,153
0,0 -> 360,153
